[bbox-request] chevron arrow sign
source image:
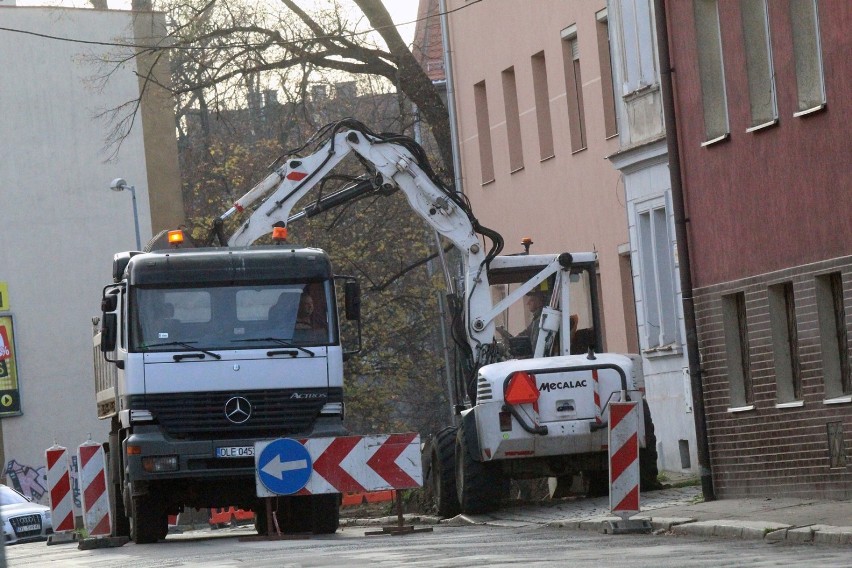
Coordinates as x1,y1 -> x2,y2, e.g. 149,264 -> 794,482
255,434 -> 422,497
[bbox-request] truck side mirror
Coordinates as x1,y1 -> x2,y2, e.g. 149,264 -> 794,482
101,295 -> 118,312
344,281 -> 361,321
100,313 -> 117,352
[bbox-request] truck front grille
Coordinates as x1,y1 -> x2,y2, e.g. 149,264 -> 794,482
125,388 -> 342,440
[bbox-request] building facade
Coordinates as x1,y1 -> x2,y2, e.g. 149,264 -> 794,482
0,7 -> 182,503
605,0 -> 698,474
666,0 -> 851,498
443,0 -> 637,355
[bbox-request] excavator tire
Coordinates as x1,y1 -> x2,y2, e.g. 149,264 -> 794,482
430,427 -> 460,518
455,423 -> 505,514
640,401 -> 662,491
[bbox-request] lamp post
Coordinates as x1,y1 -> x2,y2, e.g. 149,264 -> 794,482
109,178 -> 142,251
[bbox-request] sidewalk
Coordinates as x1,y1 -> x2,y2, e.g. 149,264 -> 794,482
629,490 -> 852,545
416,479 -> 852,546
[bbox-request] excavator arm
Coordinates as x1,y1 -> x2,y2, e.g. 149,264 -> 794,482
219,120 -> 503,371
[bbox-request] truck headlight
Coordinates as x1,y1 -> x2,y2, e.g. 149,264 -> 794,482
142,455 -> 179,473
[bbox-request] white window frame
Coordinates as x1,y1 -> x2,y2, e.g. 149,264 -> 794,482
634,196 -> 680,354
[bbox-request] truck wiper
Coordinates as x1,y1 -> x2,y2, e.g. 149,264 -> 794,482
232,337 -> 315,357
143,341 -> 222,360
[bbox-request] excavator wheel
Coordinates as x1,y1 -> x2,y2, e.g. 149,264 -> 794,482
455,423 -> 506,514
430,427 -> 460,518
640,401 -> 662,491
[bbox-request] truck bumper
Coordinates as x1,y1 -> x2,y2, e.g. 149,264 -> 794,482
123,417 -> 348,482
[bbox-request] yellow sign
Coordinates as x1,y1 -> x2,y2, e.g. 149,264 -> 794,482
0,282 -> 8,311
0,315 -> 22,416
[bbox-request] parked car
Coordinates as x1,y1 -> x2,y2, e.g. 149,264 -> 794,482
1,485 -> 53,544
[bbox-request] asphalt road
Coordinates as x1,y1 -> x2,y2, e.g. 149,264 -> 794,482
5,523 -> 851,568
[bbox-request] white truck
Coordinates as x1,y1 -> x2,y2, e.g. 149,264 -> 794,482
94,119 -> 657,542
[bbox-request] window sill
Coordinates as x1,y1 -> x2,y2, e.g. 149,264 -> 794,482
701,133 -> 729,147
727,405 -> 755,414
641,343 -> 682,359
793,103 -> 826,118
746,119 -> 778,133
775,400 -> 804,409
824,395 -> 852,405
481,178 -> 496,187
540,154 -> 556,163
510,166 -> 525,175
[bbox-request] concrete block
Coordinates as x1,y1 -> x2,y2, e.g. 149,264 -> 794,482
671,521 -> 716,537
812,526 -> 852,546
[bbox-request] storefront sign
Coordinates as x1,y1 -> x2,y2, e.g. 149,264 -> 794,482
0,315 -> 22,416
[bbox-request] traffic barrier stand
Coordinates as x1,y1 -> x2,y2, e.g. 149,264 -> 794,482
76,437 -> 129,549
45,444 -> 77,545
603,400 -> 651,535
364,490 -> 433,537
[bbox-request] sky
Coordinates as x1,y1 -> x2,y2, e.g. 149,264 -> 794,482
12,0 -> 421,45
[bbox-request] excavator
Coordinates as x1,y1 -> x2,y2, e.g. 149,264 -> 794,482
210,119 -> 658,515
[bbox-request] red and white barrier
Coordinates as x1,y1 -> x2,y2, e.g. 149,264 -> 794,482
608,401 -> 640,519
256,434 -> 422,497
77,440 -> 111,537
45,445 -> 75,534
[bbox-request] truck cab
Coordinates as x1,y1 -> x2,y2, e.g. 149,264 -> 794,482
96,244 -> 356,542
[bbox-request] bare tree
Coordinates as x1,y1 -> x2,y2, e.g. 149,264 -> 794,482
105,0 -> 453,176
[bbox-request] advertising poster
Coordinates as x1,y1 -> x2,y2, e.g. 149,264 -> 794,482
0,315 -> 22,416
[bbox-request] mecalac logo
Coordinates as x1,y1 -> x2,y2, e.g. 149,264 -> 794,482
224,396 -> 252,424
290,392 -> 327,400
539,379 -> 588,392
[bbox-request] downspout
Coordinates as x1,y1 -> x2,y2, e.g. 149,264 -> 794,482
654,0 -> 715,501
438,0 -> 463,195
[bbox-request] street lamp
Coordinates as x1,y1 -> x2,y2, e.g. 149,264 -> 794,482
109,178 -> 142,251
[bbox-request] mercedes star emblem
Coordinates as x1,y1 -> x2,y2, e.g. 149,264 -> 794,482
224,396 -> 252,424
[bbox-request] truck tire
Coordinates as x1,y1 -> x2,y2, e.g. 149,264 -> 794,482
107,429 -> 130,538
430,427 -> 460,518
640,401 -> 662,491
455,424 -> 505,514
309,494 -> 340,534
130,493 -> 165,544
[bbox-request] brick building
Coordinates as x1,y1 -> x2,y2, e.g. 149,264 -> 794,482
665,0 -> 851,498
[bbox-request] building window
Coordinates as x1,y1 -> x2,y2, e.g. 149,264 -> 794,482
617,0 -> 657,95
637,205 -> 678,351
531,51 -> 555,160
595,10 -> 618,139
560,27 -> 587,153
816,273 -> 850,399
501,66 -> 524,173
722,292 -> 753,408
768,282 -> 801,404
473,80 -> 495,184
693,0 -> 729,144
789,0 -> 826,115
740,0 -> 778,130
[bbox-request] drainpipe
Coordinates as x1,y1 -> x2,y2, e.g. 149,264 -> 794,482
654,0 -> 715,501
438,0 -> 463,194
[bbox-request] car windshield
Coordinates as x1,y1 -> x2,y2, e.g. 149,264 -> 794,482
0,485 -> 28,506
129,281 -> 335,351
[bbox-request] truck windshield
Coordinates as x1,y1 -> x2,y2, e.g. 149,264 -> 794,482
129,281 -> 334,352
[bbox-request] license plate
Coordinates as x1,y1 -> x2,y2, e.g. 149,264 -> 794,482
216,446 -> 254,458
17,524 -> 39,532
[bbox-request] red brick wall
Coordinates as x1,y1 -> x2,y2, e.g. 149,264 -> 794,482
666,0 -> 852,289
694,258 -> 852,499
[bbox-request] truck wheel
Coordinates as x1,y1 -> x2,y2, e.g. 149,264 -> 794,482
310,494 -> 340,534
130,493 -> 164,544
254,501 -> 270,536
430,427 -> 460,518
111,484 -> 130,538
455,424 -> 505,514
640,401 -> 662,491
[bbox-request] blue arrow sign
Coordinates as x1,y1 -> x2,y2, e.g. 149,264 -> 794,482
257,438 -> 313,495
